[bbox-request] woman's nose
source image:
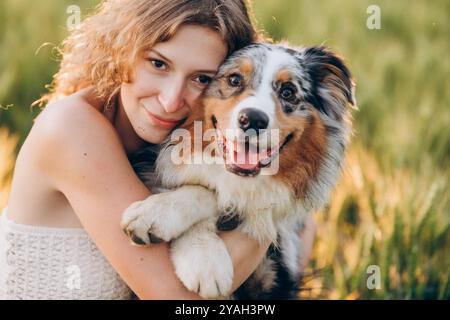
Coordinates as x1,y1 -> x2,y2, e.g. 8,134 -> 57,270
158,76 -> 186,113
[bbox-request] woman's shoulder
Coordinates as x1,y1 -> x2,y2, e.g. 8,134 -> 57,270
32,90 -> 120,150
36,90 -> 111,133
7,90 -> 124,225
26,90 -> 123,173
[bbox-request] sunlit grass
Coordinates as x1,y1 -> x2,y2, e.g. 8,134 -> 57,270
300,143 -> 449,299
252,0 -> 450,299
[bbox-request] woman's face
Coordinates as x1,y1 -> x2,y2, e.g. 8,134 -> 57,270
120,24 -> 228,144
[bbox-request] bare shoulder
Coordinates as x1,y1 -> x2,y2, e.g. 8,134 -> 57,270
22,91 -> 150,215
31,94 -> 122,163
8,92 -> 129,226
34,93 -> 117,145
19,92 -> 135,198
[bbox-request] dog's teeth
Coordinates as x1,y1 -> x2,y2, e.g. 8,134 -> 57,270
260,157 -> 271,166
250,135 -> 258,145
260,149 -> 270,158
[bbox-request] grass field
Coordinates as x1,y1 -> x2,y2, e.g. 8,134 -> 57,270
0,0 -> 449,299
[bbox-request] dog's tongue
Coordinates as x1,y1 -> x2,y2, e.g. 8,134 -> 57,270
232,141 -> 260,170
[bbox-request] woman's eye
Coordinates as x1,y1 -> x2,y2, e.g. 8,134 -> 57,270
149,59 -> 167,70
228,73 -> 243,87
194,75 -> 212,85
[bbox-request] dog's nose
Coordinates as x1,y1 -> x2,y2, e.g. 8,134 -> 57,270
238,108 -> 269,132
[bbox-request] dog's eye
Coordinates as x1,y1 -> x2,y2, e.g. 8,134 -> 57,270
280,84 -> 296,101
228,74 -> 243,87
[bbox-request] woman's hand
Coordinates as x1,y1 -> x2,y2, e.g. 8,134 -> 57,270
219,230 -> 271,292
222,215 -> 316,293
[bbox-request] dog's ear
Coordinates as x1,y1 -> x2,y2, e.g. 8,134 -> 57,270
303,46 -> 356,120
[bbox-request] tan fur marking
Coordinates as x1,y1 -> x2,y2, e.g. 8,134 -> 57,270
276,69 -> 293,84
273,107 -> 328,199
239,58 -> 254,77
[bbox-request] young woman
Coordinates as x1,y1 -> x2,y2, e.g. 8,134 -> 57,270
0,0 -> 315,299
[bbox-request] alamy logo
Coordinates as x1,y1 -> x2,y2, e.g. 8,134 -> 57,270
366,5 -> 382,30
366,265 -> 381,290
66,5 -> 81,30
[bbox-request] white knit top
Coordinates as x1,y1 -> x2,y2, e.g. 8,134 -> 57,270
0,208 -> 132,300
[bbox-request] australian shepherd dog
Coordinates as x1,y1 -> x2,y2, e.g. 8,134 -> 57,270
121,43 -> 355,299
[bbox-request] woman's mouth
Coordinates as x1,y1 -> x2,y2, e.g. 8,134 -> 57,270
144,108 -> 185,130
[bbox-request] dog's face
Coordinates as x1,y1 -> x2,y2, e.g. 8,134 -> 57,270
202,43 -> 355,181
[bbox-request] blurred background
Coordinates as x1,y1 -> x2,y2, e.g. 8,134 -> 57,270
0,0 -> 448,299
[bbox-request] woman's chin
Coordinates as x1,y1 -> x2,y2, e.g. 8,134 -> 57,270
139,128 -> 170,145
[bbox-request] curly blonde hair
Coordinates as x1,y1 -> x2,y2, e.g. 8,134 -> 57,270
37,0 -> 262,107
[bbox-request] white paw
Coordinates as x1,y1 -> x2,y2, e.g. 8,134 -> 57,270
120,195 -> 185,245
171,232 -> 234,299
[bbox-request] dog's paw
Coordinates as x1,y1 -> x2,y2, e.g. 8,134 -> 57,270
120,196 -> 184,245
171,233 -> 233,299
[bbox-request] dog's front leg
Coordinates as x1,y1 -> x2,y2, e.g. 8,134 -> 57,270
171,218 -> 233,299
121,185 -> 218,245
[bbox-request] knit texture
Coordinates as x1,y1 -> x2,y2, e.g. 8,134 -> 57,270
0,208 -> 132,300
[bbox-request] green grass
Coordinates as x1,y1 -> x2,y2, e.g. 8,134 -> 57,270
1,0 -> 449,299
0,0 -> 95,142
252,0 -> 449,299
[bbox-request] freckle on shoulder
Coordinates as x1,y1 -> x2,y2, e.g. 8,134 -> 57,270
26,97 -> 121,166
35,93 -> 112,134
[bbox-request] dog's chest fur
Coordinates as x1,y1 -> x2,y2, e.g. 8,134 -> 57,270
130,143 -> 307,299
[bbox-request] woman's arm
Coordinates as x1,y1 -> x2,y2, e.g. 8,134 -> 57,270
31,101 -> 267,299
220,230 -> 270,291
